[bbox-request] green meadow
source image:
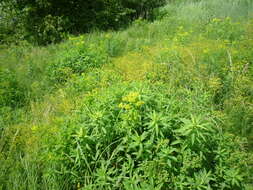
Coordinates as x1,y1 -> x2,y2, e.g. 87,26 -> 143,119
1,0 -> 253,189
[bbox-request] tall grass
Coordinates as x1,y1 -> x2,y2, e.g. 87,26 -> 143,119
163,0 -> 253,22
0,0 -> 253,189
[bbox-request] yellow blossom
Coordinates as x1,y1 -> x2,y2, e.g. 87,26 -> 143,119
118,103 -> 131,110
124,104 -> 131,110
122,92 -> 140,103
31,125 -> 38,131
212,18 -> 221,23
135,101 -> 145,107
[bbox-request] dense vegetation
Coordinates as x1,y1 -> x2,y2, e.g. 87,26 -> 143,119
0,0 -> 253,189
0,0 -> 165,44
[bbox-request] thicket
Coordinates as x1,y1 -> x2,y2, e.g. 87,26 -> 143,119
0,0 -> 166,45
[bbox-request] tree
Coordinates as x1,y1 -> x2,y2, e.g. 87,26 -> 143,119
1,0 -> 166,44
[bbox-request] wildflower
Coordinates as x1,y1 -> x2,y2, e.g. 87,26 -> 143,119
124,104 -> 131,110
135,101 -> 145,107
122,92 -> 140,103
93,111 -> 103,120
212,18 -> 221,23
119,103 -> 125,108
118,103 -> 131,110
31,125 -> 38,131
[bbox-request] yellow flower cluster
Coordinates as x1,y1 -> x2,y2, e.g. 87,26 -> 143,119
31,125 -> 38,131
122,92 -> 139,103
212,18 -> 222,23
118,92 -> 144,110
135,101 -> 145,107
212,17 -> 231,23
118,103 -> 131,110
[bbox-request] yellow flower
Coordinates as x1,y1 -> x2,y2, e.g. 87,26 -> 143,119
122,92 -> 140,103
135,101 -> 145,107
31,125 -> 38,131
92,111 -> 103,120
212,18 -> 221,23
124,104 -> 131,110
118,103 -> 131,110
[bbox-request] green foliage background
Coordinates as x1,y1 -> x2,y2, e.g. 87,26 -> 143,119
0,0 -> 253,189
0,0 -> 166,44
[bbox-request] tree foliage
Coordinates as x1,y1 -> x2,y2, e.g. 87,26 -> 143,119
1,0 -> 166,44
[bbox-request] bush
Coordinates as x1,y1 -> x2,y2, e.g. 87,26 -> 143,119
0,1 -> 25,44
41,82 -> 251,189
47,45 -> 109,84
31,15 -> 66,45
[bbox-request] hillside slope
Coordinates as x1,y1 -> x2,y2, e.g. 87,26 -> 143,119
1,0 -> 253,189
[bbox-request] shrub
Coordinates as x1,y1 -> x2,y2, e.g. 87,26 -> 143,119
31,15 -> 66,45
41,82 -> 251,189
0,1 -> 25,44
47,45 -> 108,84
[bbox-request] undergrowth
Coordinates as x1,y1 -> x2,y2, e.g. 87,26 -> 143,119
0,0 -> 253,189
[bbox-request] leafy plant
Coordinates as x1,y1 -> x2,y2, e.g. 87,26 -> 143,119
40,82 -> 251,189
0,68 -> 27,108
47,45 -> 108,84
